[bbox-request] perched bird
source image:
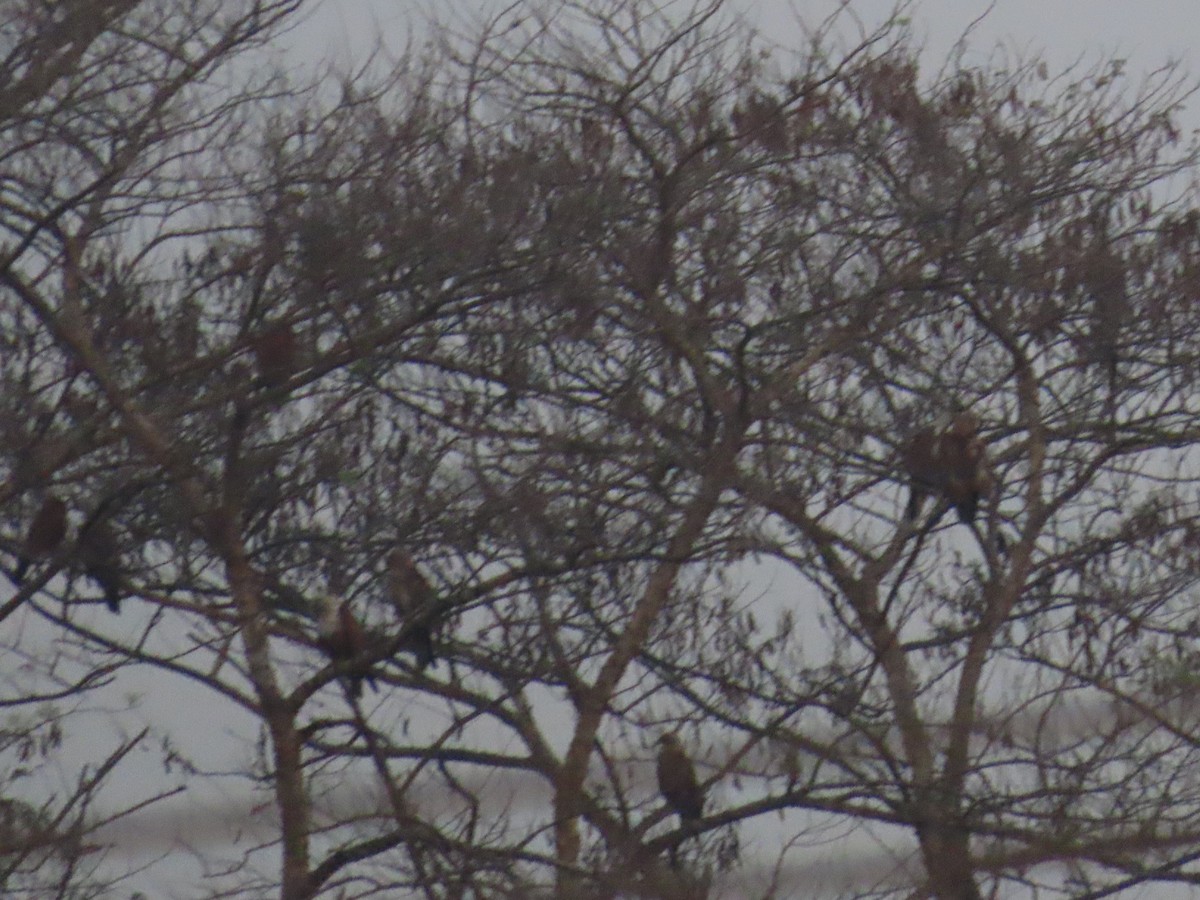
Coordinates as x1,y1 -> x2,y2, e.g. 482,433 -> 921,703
900,412 -> 993,524
317,596 -> 377,699
77,519 -> 122,613
656,733 -> 704,826
900,426 -> 943,521
386,550 -> 438,669
939,412 -> 992,524
14,495 -> 68,584
251,322 -> 297,389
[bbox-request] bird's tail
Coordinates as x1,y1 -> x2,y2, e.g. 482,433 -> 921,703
954,492 -> 980,524
905,484 -> 925,522
408,627 -> 436,670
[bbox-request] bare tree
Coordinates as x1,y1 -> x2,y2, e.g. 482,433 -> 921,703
6,1 -> 1200,898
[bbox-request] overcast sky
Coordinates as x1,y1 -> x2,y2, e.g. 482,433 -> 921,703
272,3 -> 1200,896
295,0 -> 1200,86
96,2 -> 1200,896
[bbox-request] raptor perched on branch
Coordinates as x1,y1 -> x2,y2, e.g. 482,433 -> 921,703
13,495 -> 68,584
656,733 -> 704,826
251,321 -> 298,389
78,518 -> 122,613
318,596 -> 378,699
386,550 -> 439,670
902,411 -> 993,524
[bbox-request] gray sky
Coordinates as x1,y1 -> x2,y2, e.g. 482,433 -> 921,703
271,3 -> 1200,896
52,1 -> 1200,896
296,0 -> 1200,79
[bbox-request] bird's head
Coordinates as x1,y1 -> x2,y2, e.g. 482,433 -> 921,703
388,549 -> 418,574
317,595 -> 341,634
948,410 -> 980,438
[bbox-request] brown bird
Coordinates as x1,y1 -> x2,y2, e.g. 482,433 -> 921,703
78,519 -> 122,613
386,550 -> 438,669
900,426 -> 944,521
940,412 -> 992,524
656,733 -> 704,825
14,495 -> 68,584
901,412 -> 993,524
251,322 -> 297,389
318,596 -> 377,699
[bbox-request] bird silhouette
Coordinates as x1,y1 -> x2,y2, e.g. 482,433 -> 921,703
386,550 -> 438,669
14,495 -> 68,584
318,596 -> 378,699
78,518 -> 122,613
901,426 -> 943,521
251,322 -> 298,389
656,733 -> 705,869
901,411 -> 992,524
656,733 -> 704,824
939,412 -> 992,524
